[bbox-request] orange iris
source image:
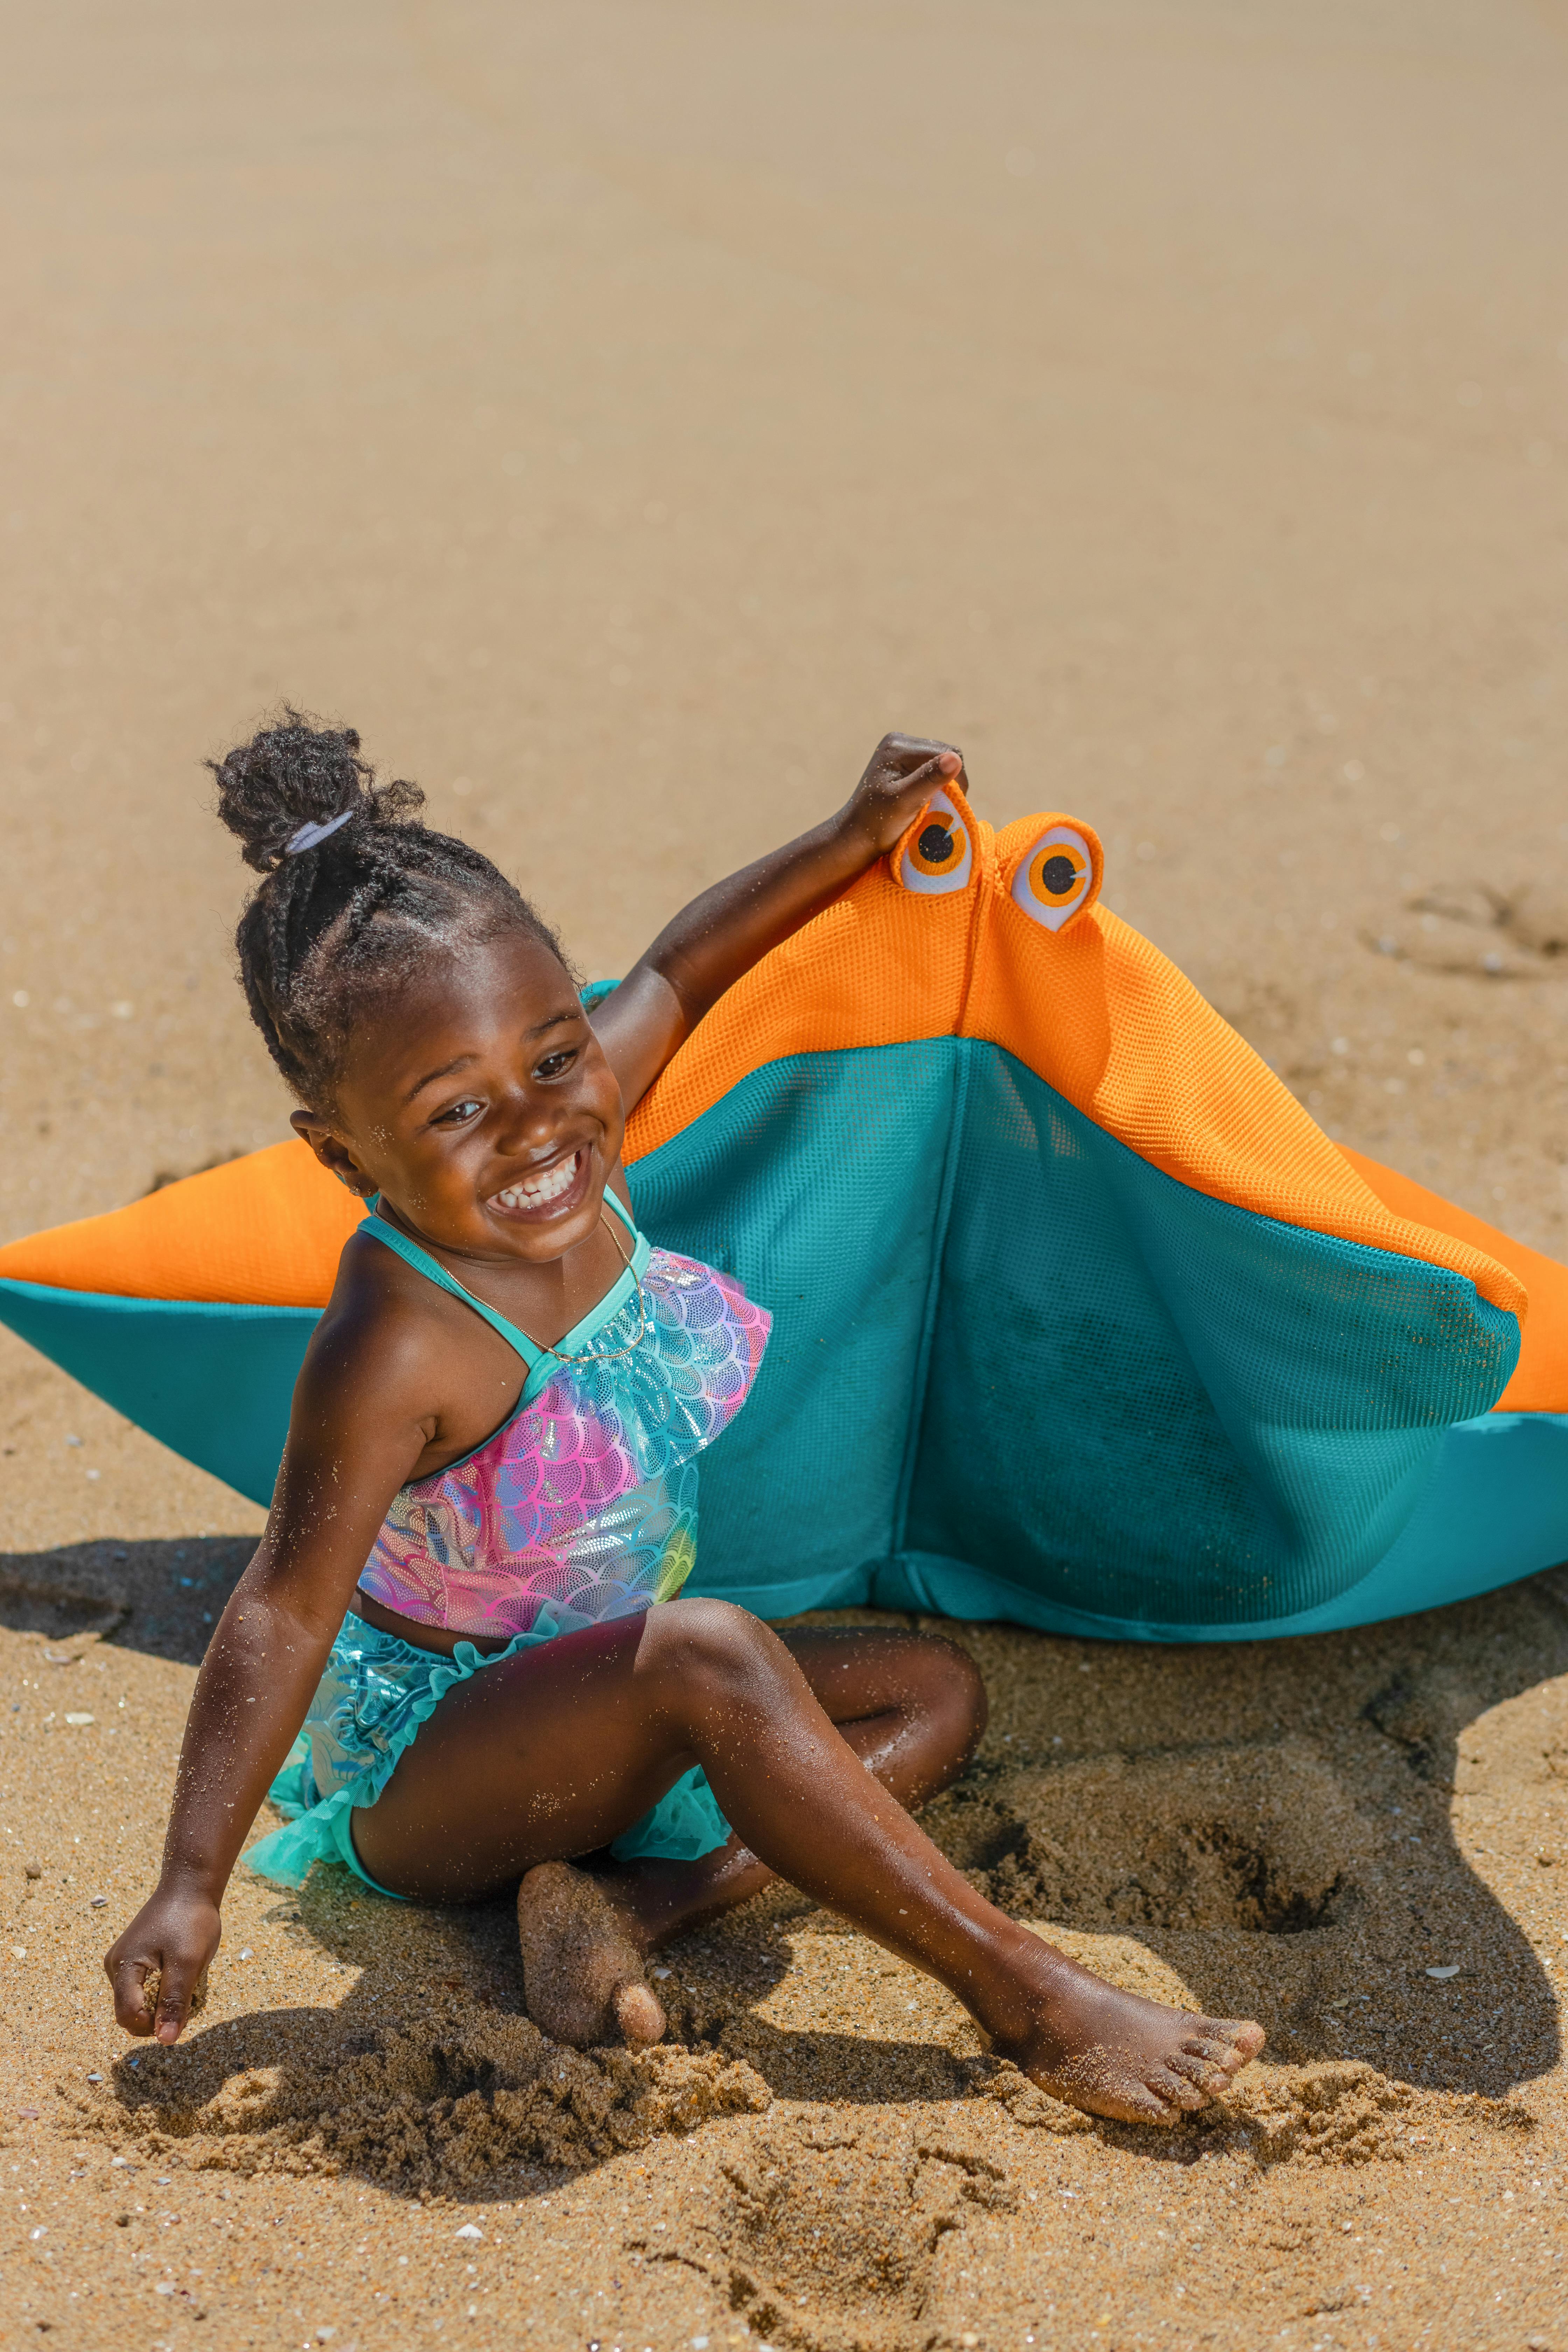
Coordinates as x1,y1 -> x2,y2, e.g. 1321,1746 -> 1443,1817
1028,841 -> 1086,905
908,812 -> 968,879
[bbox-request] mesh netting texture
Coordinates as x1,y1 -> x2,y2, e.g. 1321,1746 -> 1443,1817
630,1040 -> 1517,1629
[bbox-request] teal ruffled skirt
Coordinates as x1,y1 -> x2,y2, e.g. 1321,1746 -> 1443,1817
243,1605 -> 733,1897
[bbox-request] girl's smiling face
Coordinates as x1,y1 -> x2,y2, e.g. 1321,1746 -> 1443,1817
291,924 -> 624,1266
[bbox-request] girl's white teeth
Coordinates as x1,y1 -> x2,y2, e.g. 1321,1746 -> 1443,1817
496,1152 -> 580,1211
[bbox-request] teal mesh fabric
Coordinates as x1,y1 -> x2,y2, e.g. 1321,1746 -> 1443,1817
903,1048 -> 1517,1623
2,1036 -> 1558,1637
882,1407 -> 1568,1640
631,1046 -> 962,1597
628,1038 -> 1524,1630
0,1277 -> 312,1507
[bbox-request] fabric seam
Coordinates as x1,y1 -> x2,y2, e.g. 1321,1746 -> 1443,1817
889,1036 -> 974,1559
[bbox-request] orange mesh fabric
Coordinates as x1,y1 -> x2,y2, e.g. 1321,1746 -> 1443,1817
625,864 -> 978,1163
0,1141 -> 359,1306
0,801 -> 1554,1346
629,806 -> 1525,1321
1340,1148 -> 1568,1413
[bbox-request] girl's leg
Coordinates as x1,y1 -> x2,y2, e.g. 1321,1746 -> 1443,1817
511,1622 -> 989,2044
352,1601 -> 1262,2126
574,1621 -> 992,1942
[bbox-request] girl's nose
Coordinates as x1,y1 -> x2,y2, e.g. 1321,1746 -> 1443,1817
491,1085 -> 560,1154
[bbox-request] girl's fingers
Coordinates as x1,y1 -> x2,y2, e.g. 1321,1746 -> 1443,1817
849,735 -> 970,850
107,1947 -> 210,2040
849,739 -> 969,853
109,1953 -> 156,2037
875,737 -> 962,782
152,1961 -> 202,2044
105,1897 -> 219,2042
859,733 -> 963,786
883,751 -> 967,824
903,749 -> 964,794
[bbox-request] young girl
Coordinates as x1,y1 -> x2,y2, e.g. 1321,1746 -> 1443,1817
104,716 -> 1263,2127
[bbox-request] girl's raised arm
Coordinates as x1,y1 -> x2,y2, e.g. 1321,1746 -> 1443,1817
102,1281 -> 436,2045
589,734 -> 965,1115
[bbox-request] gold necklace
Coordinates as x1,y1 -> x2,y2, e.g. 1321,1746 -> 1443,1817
374,1199 -> 648,1365
535,1207 -> 649,1367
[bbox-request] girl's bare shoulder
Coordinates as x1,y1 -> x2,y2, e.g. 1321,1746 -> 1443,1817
297,1224 -> 526,1465
301,1226 -> 469,1405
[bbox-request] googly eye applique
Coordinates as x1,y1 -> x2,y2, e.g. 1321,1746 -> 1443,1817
1008,820 -> 1101,933
896,788 -> 974,896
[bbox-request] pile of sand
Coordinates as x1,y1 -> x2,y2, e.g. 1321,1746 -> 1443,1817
67,1995 -> 770,2188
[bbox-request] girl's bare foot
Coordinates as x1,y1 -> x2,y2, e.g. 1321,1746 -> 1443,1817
986,1933 -> 1264,2126
516,1862 -> 666,2049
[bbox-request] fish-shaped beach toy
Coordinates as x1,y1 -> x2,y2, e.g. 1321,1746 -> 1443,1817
2,787 -> 1565,1641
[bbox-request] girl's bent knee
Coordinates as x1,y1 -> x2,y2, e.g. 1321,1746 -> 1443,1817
925,1635 -> 988,1744
643,1596 -> 774,1687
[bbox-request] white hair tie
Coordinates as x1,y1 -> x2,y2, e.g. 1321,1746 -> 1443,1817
284,808 -> 356,857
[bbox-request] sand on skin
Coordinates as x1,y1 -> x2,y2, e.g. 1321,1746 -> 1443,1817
2,2 -> 1567,2346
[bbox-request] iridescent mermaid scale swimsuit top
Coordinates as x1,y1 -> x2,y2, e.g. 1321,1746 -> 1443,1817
355,1192 -> 771,1639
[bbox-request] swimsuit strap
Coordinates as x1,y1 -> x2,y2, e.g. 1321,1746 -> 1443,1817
357,1185 -> 645,1374
601,1186 -> 638,1242
359,1206 -> 544,1370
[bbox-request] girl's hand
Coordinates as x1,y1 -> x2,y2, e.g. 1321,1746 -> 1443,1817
594,730 -> 971,1115
837,734 -> 967,856
104,1882 -> 222,2044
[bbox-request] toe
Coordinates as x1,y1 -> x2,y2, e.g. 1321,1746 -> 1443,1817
1169,2049 -> 1232,2096
1208,2017 -> 1265,2060
1186,2020 -> 1263,2072
1182,2032 -> 1243,2070
1119,2083 -> 1182,2126
1145,2065 -> 1207,2113
614,1981 -> 666,2047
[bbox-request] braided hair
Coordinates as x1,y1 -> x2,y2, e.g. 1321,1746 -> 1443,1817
211,712 -> 569,1106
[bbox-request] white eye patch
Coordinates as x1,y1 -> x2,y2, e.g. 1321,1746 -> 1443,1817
1011,824 -> 1096,931
898,789 -> 973,896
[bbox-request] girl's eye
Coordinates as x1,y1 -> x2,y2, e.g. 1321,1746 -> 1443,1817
535,1049 -> 576,1079
433,1098 -> 483,1127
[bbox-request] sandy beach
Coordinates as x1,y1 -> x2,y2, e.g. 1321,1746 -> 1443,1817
3,2 -> 1567,2345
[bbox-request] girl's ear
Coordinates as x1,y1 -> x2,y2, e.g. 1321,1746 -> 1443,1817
289,1110 -> 375,1196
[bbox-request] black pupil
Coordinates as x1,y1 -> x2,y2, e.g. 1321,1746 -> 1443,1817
1041,854 -> 1078,895
918,822 -> 954,863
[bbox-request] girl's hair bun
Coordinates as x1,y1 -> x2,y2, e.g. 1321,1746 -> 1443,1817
209,709 -> 424,873
213,711 -> 569,1105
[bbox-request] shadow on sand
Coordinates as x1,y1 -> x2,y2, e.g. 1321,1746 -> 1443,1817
11,1535 -> 1564,2197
